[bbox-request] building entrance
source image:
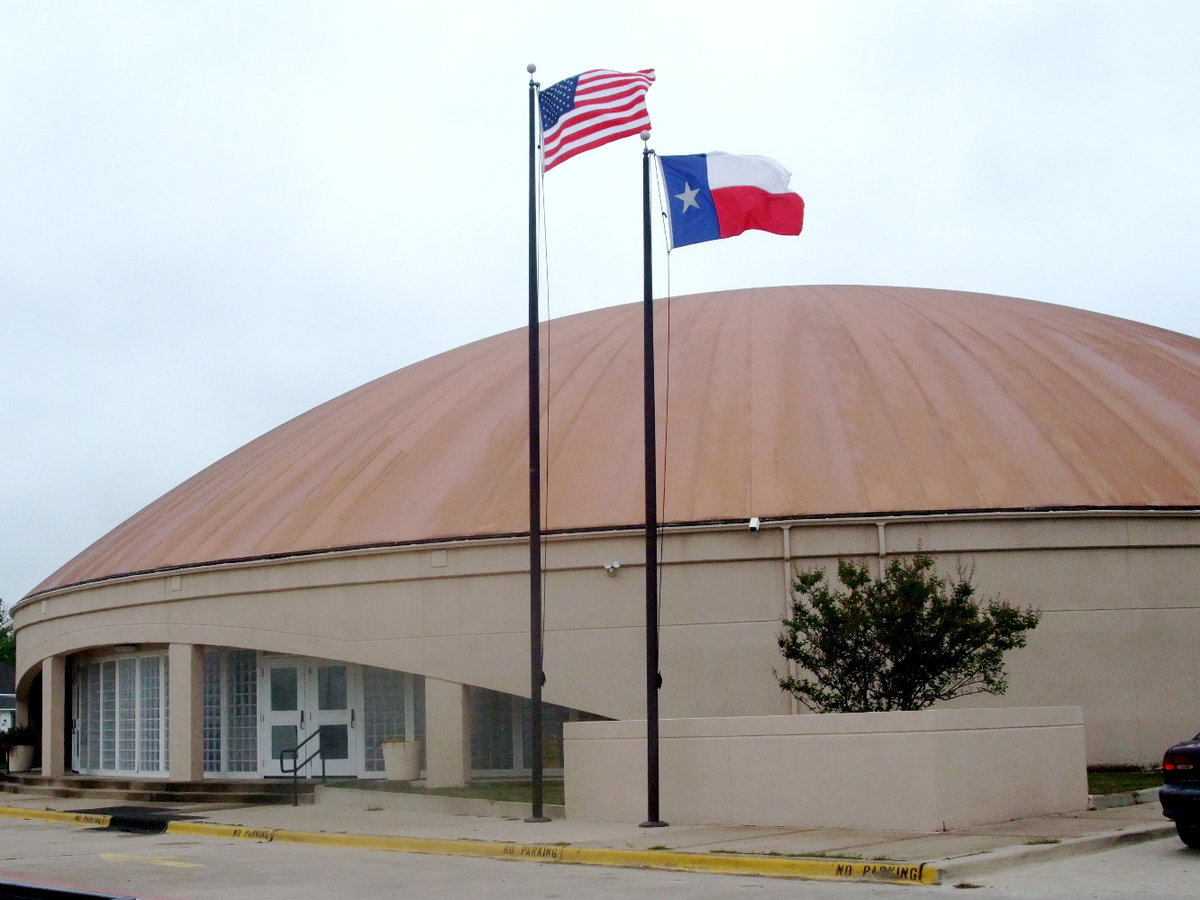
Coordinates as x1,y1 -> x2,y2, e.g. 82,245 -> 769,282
75,648 -> 425,780
260,657 -> 359,777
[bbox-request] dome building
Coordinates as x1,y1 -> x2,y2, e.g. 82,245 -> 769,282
13,284 -> 1200,785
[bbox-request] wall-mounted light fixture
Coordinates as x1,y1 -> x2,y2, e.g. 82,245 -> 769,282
603,561 -> 621,576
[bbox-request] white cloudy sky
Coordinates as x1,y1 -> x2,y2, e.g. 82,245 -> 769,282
2,1 -> 1198,605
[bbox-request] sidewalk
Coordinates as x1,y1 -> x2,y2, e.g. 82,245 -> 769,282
0,785 -> 1174,886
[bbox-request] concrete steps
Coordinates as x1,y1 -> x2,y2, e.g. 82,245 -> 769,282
0,773 -> 315,805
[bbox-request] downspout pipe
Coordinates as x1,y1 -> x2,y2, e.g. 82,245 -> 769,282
780,525 -> 797,714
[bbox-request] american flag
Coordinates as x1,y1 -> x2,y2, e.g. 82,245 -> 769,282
539,69 -> 655,172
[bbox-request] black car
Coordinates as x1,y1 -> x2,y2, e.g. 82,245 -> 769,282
1161,732 -> 1200,848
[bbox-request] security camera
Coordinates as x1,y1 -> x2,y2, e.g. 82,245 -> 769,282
748,517 -> 760,533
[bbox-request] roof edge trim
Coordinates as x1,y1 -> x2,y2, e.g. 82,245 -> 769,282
19,505 -> 1199,606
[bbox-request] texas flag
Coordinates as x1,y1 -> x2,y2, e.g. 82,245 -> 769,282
658,152 -> 804,248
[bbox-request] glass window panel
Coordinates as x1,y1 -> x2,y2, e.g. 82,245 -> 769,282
413,675 -> 425,743
226,650 -> 258,772
520,699 -> 571,771
469,687 -> 513,771
86,662 -> 102,771
163,655 -> 169,771
117,657 -> 137,771
101,660 -> 117,770
74,663 -> 90,770
271,725 -> 298,764
319,724 -> 348,760
412,675 -> 426,771
203,652 -> 222,772
362,666 -> 406,772
317,666 -> 347,711
201,649 -> 259,775
138,656 -> 162,773
75,654 -> 168,775
270,667 -> 298,711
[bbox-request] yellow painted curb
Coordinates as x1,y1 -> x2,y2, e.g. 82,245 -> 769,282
164,821 -> 938,884
0,806 -> 112,829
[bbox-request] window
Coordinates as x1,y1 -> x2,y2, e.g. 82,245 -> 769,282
468,687 -> 582,775
73,653 -> 169,776
362,667 -> 425,773
202,649 -> 259,774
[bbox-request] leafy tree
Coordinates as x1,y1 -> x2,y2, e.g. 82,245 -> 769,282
777,553 -> 1040,713
0,601 -> 12,668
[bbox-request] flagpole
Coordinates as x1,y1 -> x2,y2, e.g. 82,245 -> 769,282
640,132 -> 667,829
526,63 -> 549,825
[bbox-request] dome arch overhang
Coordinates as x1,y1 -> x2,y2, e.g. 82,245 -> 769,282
24,284 -> 1200,599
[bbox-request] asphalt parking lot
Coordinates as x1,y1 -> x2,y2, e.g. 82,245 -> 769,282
0,813 -> 1196,899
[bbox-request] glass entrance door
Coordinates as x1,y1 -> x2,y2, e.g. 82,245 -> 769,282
263,660 -> 302,776
261,658 -> 359,777
311,664 -> 354,777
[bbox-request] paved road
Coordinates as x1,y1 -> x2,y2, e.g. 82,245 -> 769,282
968,831 -> 1199,896
0,817 -> 1193,898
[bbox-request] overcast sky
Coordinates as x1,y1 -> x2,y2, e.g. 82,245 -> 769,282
3,1 -> 1198,606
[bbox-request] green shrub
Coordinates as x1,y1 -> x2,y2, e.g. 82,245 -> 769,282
778,554 -> 1041,712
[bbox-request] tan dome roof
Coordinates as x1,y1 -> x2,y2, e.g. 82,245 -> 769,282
32,285 -> 1200,595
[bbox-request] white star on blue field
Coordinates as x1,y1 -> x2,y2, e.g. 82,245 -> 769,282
675,183 -> 701,212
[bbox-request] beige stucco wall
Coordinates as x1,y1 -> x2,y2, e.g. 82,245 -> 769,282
14,510 -> 1200,765
564,707 -> 1087,829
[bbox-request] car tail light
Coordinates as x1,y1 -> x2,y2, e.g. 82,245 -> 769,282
1164,752 -> 1194,771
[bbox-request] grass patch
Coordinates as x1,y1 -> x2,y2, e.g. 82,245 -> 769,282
1023,838 -> 1061,845
1087,767 -> 1162,794
327,778 -> 565,806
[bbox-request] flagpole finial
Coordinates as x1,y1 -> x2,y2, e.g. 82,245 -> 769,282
640,131 -> 651,142
527,63 -> 537,74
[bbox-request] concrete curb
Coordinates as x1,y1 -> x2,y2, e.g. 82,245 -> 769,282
163,820 -> 939,884
0,806 -> 936,885
937,821 -> 1175,881
0,807 -> 112,829
1087,788 -> 1160,810
3,803 -> 1175,886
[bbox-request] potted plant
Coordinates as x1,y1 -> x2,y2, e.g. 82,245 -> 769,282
380,738 -> 421,781
0,725 -> 38,773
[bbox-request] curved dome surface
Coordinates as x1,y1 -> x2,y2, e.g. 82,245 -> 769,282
33,285 -> 1200,595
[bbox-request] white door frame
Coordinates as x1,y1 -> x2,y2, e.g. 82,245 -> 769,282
260,657 -> 362,777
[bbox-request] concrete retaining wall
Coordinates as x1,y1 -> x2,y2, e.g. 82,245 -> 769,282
564,707 -> 1087,830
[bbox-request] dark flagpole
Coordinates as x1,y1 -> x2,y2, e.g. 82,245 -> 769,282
640,132 -> 667,828
526,63 -> 549,824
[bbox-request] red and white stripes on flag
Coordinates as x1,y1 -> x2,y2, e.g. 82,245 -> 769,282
538,69 -> 655,172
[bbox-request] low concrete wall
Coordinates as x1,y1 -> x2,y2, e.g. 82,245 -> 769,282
564,707 -> 1087,831
316,785 -> 565,820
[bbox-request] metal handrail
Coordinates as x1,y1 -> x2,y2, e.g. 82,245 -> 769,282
279,728 -> 327,807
